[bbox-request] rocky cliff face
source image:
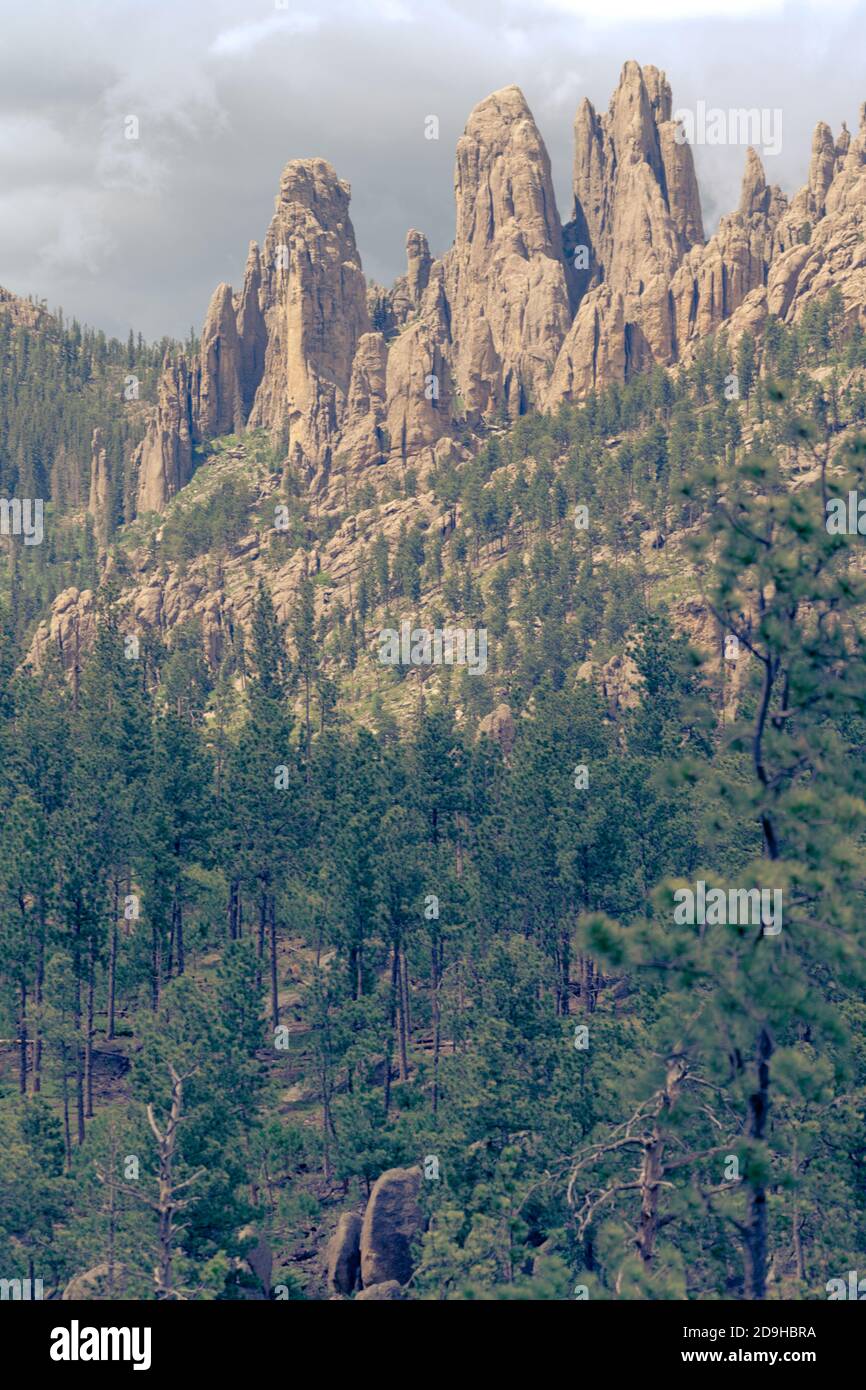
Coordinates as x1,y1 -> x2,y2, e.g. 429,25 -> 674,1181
667,147 -> 785,356
134,160 -> 371,509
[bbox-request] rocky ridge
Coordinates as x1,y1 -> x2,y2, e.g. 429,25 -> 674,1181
128,64 -> 866,520
27,63 -> 866,679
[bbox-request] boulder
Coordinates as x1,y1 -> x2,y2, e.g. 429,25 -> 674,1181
478,702 -> 516,759
360,1164 -> 423,1288
62,1263 -> 127,1300
27,586 -> 97,675
238,1225 -> 273,1293
325,1211 -> 362,1295
355,1280 -> 405,1300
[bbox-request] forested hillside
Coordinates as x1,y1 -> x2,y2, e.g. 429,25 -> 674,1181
2,296 -> 866,1300
0,295 -> 189,647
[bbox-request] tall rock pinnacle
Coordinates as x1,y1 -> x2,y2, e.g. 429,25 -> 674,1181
195,282 -> 244,440
134,354 -> 194,515
563,62 -> 704,382
443,84 -> 573,419
247,158 -> 370,484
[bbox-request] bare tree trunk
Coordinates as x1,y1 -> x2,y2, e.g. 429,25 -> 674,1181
107,879 -> 119,1041
228,878 -> 239,941
85,938 -> 95,1119
98,1067 -> 203,1300
269,895 -> 279,1031
74,979 -> 85,1146
60,1041 -> 72,1171
145,1066 -> 204,1300
635,1057 -> 685,1268
790,1136 -> 806,1282
106,1125 -> 118,1298
580,955 -> 598,1014
432,934 -> 442,1115
743,1027 -> 773,1299
168,885 -> 185,978
151,921 -> 161,1011
320,1058 -> 332,1183
304,675 -> 311,776
72,623 -> 80,712
400,946 -> 411,1067
256,890 -> 266,994
174,891 -> 185,975
18,981 -> 27,1095
384,946 -> 399,1116
558,925 -> 571,1016
33,917 -> 44,1093
397,946 -> 408,1081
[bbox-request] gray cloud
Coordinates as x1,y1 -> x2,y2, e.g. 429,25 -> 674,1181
1,0 -> 864,341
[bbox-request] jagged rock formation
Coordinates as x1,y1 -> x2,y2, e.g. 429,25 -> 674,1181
384,264 -> 455,466
478,702 -> 516,760
235,242 -> 268,418
29,63 -> 866,683
547,284 -> 626,400
673,108 -> 866,356
668,147 -> 785,355
767,104 -> 866,327
0,285 -> 48,329
87,427 -> 110,547
131,83 -> 575,512
247,158 -> 370,485
30,587 -> 97,674
194,282 -> 245,440
443,85 -> 573,417
134,354 -> 194,514
381,84 -> 576,468
389,229 -> 433,328
338,331 -> 389,472
406,230 -> 432,306
557,61 -> 704,388
130,64 -> 866,523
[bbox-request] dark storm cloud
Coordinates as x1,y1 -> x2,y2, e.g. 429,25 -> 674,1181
0,0 -> 863,342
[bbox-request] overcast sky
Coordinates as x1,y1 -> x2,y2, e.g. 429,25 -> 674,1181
1,0 -> 864,342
